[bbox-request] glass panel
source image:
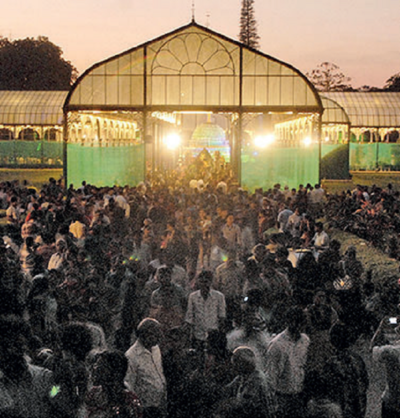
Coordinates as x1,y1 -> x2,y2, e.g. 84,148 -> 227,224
255,55 -> 269,75
255,77 -> 267,106
294,78 -> 307,106
203,50 -> 232,73
166,76 -> 180,105
92,76 -> 106,105
220,77 -> 234,106
281,66 -> 295,76
268,77 -> 281,106
80,77 -> 94,105
230,48 -> 240,75
168,36 -> 189,64
242,49 -> 255,75
306,87 -> 318,106
218,36 -> 239,55
281,77 -> 294,105
131,76 -> 143,105
193,75 -> 206,105
106,60 -> 119,75
181,76 -> 193,105
186,33 -> 202,62
207,67 -> 233,75
92,65 -> 106,76
206,76 -> 220,105
130,49 -> 144,75
119,76 -> 131,105
151,76 -> 166,105
119,55 -> 131,76
384,115 -> 392,126
198,38 -> 219,66
268,61 -> 281,76
243,76 -> 255,105
152,67 -> 179,75
370,115 -> 379,126
181,62 -> 205,75
154,50 -> 182,73
106,75 -> 119,105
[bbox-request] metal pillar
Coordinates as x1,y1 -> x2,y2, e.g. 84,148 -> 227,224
234,46 -> 243,185
62,110 -> 68,187
143,45 -> 148,182
317,114 -> 322,183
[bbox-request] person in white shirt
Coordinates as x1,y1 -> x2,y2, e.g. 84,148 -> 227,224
309,184 -> 326,218
219,346 -> 277,418
277,203 -> 293,233
115,191 -> 130,218
214,249 -> 245,325
371,316 -> 400,418
125,318 -> 167,418
185,270 -> 226,349
312,222 -> 330,251
287,207 -> 303,238
6,196 -> 20,226
266,306 -> 310,418
47,238 -> 67,271
221,213 -> 242,252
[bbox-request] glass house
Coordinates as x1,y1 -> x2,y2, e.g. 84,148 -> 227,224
63,21 -> 323,189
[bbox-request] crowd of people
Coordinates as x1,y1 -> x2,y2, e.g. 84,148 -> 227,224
326,183 -> 400,252
0,176 -> 399,418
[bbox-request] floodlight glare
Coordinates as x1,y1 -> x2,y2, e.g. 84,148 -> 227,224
303,137 -> 312,147
164,133 -> 181,150
254,134 -> 275,148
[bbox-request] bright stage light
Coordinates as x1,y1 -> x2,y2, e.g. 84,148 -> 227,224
303,137 -> 312,147
164,133 -> 181,150
254,134 -> 275,148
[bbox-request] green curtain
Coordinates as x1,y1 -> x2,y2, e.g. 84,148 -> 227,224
349,143 -> 400,171
349,143 -> 378,170
67,143 -> 145,187
241,144 -> 319,191
0,140 -> 62,166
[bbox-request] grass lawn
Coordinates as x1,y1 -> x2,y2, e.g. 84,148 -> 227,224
322,171 -> 400,194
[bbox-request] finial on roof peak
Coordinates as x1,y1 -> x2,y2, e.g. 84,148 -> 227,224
191,0 -> 196,22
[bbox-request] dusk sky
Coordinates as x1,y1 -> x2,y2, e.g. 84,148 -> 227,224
2,0 -> 399,88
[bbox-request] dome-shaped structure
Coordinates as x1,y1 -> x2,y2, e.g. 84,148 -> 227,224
190,122 -> 230,160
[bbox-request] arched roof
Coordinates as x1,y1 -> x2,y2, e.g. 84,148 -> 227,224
323,92 -> 400,128
65,21 -> 322,114
0,91 -> 68,125
320,95 -> 350,125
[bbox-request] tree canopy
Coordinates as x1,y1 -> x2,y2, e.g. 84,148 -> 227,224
239,0 -> 260,49
306,62 -> 352,92
0,36 -> 78,90
384,73 -> 400,92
